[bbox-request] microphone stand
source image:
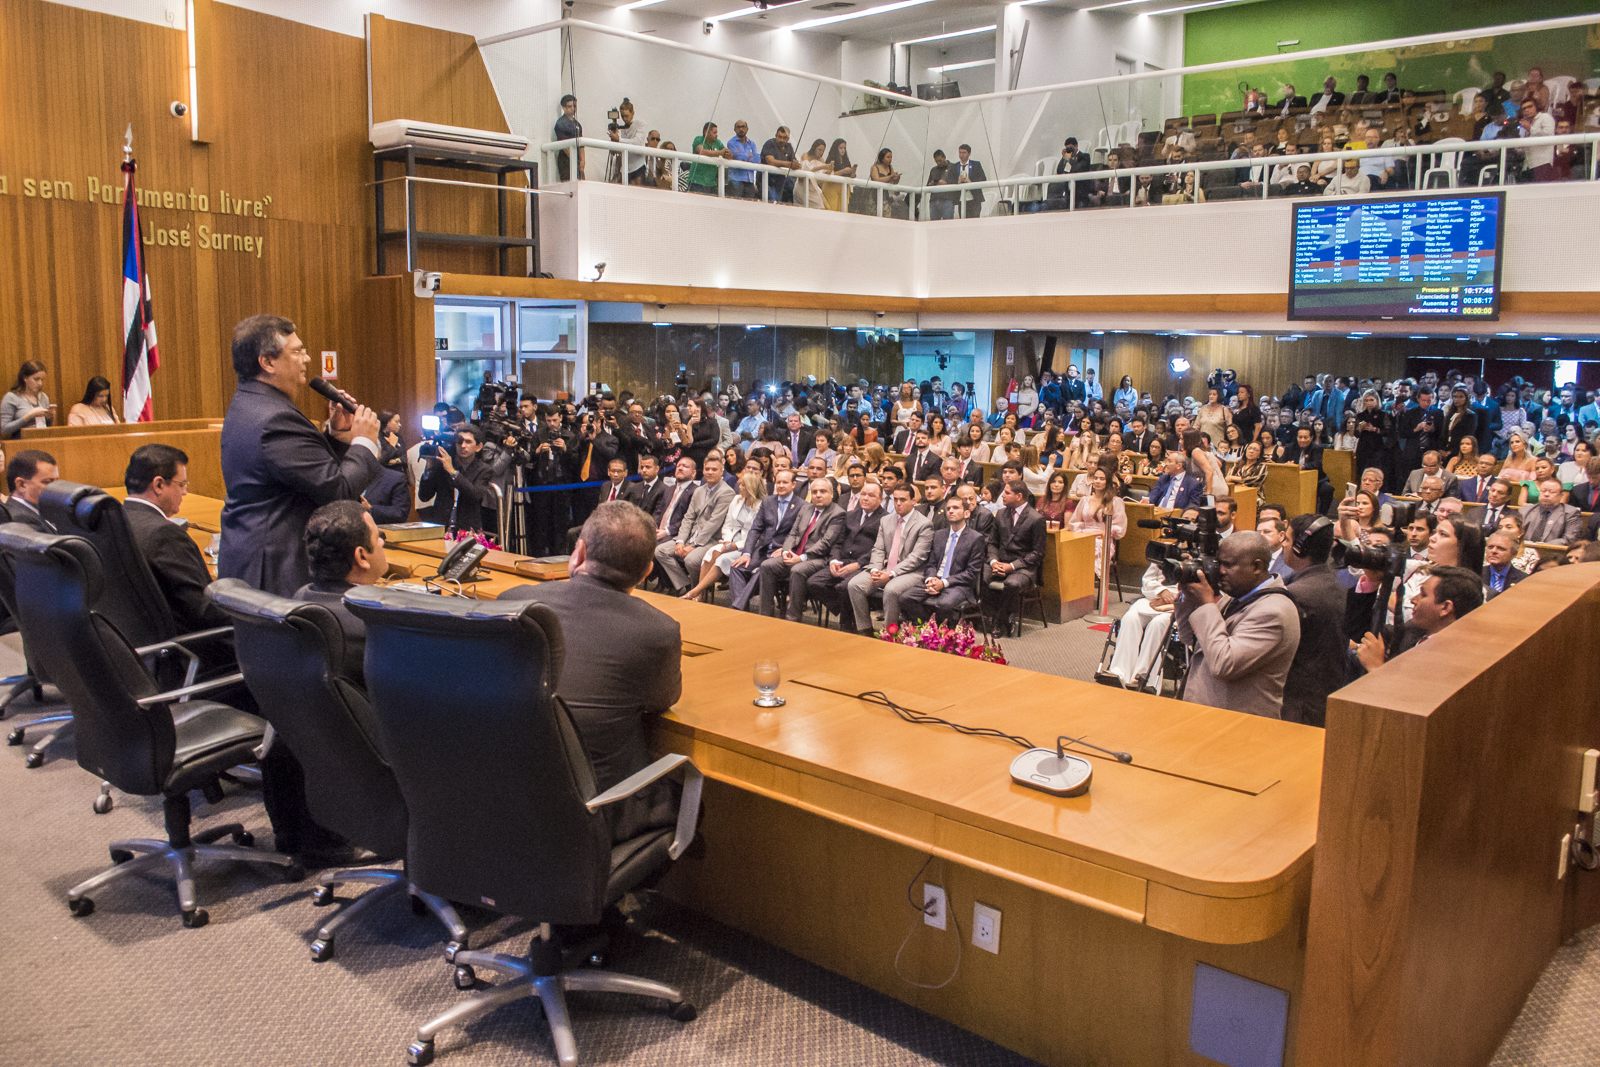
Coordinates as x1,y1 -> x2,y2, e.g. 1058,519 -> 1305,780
1085,503 -> 1114,624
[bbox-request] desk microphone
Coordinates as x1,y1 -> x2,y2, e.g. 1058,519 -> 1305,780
1058,733 -> 1132,764
309,376 -> 357,413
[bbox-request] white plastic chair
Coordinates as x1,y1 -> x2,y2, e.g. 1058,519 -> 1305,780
1095,126 -> 1113,152
1547,75 -> 1578,107
1453,87 -> 1480,114
1422,137 -> 1466,188
1118,119 -> 1142,148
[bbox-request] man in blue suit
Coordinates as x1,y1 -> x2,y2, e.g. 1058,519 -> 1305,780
727,468 -> 801,611
900,495 -> 987,624
1149,452 -> 1204,511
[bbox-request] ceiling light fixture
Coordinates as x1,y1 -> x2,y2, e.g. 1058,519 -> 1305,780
1143,0 -> 1254,16
929,58 -> 995,73
1083,0 -> 1150,11
618,0 -> 671,10
1169,356 -> 1191,373
899,24 -> 997,46
790,0 -> 940,33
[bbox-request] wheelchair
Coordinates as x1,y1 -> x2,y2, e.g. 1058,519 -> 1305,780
1093,613 -> 1191,699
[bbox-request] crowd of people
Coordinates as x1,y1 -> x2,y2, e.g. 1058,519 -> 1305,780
549,63 -> 1596,219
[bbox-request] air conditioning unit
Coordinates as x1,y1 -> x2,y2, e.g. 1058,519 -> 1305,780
370,119 -> 530,158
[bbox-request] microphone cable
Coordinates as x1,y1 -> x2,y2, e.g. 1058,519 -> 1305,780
854,691 -> 1135,765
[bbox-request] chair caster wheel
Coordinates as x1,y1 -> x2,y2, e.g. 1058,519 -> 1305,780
667,1000 -> 697,1022
407,1039 -> 435,1066
453,965 -> 476,990
182,908 -> 209,929
310,938 -> 334,962
282,863 -> 307,883
93,794 -> 114,814
110,848 -> 133,865
586,952 -> 607,969
411,894 -> 428,916
232,830 -> 254,847
25,752 -> 43,769
7,727 -> 23,745
444,941 -> 464,963
312,885 -> 336,906
68,896 -> 94,917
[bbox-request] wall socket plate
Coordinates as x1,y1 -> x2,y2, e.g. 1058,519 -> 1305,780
923,884 -> 947,930
1560,832 -> 1572,880
972,902 -> 1001,953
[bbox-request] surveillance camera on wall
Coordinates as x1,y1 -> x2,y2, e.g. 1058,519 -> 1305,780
169,101 -> 188,118
704,21 -> 713,33
414,270 -> 442,298
875,311 -> 885,319
592,262 -> 606,281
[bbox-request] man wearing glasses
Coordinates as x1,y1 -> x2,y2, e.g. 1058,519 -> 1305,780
219,314 -> 381,597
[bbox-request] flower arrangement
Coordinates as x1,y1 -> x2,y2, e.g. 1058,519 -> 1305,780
879,620 -> 1006,665
448,529 -> 500,552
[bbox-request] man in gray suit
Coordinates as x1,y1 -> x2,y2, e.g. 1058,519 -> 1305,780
218,314 -> 380,596
758,474 -> 845,621
1175,531 -> 1302,720
846,484 -> 933,635
501,501 -> 682,843
1521,477 -> 1583,545
654,452 -> 734,592
1402,451 -> 1460,499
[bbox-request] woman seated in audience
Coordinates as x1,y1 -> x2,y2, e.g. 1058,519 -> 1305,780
925,413 -> 952,457
723,445 -> 745,481
1226,439 -> 1270,491
1311,131 -> 1338,186
1310,417 -> 1331,446
1558,424 -> 1582,461
68,375 -> 118,426
2,360 -> 52,439
1496,513 -> 1542,574
860,441 -> 888,474
959,420 -> 986,457
1520,458 -> 1562,504
1399,514 -> 1485,623
1070,453 -> 1118,502
1113,375 -> 1138,412
829,436 -> 859,480
1036,424 -> 1068,466
851,410 -> 879,447
747,447 -> 776,490
1106,433 -> 1138,481
976,426 -> 1016,465
1567,456 -> 1600,512
1136,437 -> 1168,477
758,422 -> 793,464
1446,434 -> 1487,476
1557,440 -> 1593,490
1332,413 -> 1359,452
679,469 -> 767,601
802,429 -> 836,470
1037,470 -> 1073,526
1258,427 -> 1284,462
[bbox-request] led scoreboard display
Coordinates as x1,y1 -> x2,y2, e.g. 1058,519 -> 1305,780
1288,192 -> 1505,321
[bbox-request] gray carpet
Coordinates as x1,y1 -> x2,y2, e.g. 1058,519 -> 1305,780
2,609 -> 1595,1067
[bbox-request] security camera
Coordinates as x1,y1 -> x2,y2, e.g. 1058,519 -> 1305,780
169,101 -> 188,118
704,20 -> 713,33
657,303 -> 667,311
592,262 -> 607,281
875,311 -> 885,319
413,270 -> 442,298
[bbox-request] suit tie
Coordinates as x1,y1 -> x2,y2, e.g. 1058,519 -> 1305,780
659,485 -> 685,534
938,531 -> 958,580
579,442 -> 593,481
608,483 -> 621,502
1484,505 -> 1499,529
796,511 -> 820,554
886,516 -> 906,571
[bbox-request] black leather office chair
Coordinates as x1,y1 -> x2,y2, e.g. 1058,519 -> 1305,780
344,587 -> 704,1067
39,481 -> 234,690
0,526 -> 301,926
0,505 -> 63,767
206,579 -> 467,961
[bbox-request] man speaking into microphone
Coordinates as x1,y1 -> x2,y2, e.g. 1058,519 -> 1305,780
219,314 -> 381,596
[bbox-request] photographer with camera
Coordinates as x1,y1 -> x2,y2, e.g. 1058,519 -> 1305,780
1353,566 -> 1483,673
417,424 -> 511,536
525,403 -> 575,554
1174,530 -> 1302,719
568,403 -> 620,534
1279,515 -> 1347,727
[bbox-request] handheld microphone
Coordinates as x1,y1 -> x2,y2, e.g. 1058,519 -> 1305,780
1136,518 -> 1167,529
309,377 -> 356,413
1058,733 -> 1132,764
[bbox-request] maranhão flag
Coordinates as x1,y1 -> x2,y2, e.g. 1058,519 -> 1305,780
120,146 -> 159,423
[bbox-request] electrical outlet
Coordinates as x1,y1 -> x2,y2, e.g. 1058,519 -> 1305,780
1560,832 -> 1572,880
923,884 -> 947,930
972,903 -> 1001,954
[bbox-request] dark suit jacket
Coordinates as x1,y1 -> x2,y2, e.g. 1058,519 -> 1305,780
923,526 -> 987,594
627,475 -> 667,520
3,498 -> 53,533
988,503 -> 1047,576
903,447 -> 942,484
953,457 -> 983,486
1482,564 -> 1528,600
219,379 -> 381,596
1150,472 -> 1205,510
740,492 -> 802,562
890,426 -> 917,454
1274,95 -> 1308,110
363,467 -> 411,525
1124,430 -> 1155,456
1308,90 -> 1345,108
1280,442 -> 1331,486
784,428 -> 817,465
293,579 -> 368,690
780,501 -> 846,559
1567,481 -> 1600,512
1282,563 -> 1348,728
967,505 -> 996,538
829,506 -> 886,567
500,573 -> 682,841
124,497 -> 226,633
614,419 -> 660,472
955,159 -> 987,202
596,478 -> 633,507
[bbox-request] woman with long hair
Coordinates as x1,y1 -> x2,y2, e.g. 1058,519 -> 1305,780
1113,375 -> 1137,412
889,381 -> 920,428
852,410 -> 879,447
1037,469 -> 1073,525
682,396 -> 718,468
861,441 -> 888,474
680,469 -> 768,600
1332,413 -> 1359,452
925,412 -> 952,457
377,410 -> 406,471
1218,423 -> 1245,463
1351,390 -> 1389,480
1232,383 -> 1260,442
797,138 -> 833,210
68,375 -> 119,427
1496,513 -> 1541,573
1335,488 -> 1380,542
1187,431 -> 1228,496
1494,388 -> 1527,455
1227,440 -> 1269,490
1069,467 -> 1128,579
830,435 -> 859,480
1446,434 -> 1484,475
977,426 -> 1016,466
1195,387 -> 1232,452
1499,431 -> 1537,484
822,138 -> 855,212
1138,436 -> 1168,476
2,360 -> 51,439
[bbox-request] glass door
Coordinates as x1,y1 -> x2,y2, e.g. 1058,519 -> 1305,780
434,300 -> 513,416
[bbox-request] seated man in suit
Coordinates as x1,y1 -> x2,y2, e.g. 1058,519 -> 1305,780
728,468 -> 801,611
1279,426 -> 1334,515
901,428 -> 942,485
655,453 -> 734,592
362,465 -> 410,525
295,499 -> 388,688
653,457 -> 700,544
122,444 -> 227,634
4,449 -> 59,532
595,456 -> 633,507
758,473 -> 845,621
1477,478 -> 1515,533
501,501 -> 682,843
847,485 -> 933,636
1482,530 -> 1527,599
1149,451 -> 1204,511
952,441 -> 983,486
985,482 -> 1048,634
889,412 -> 924,455
1413,475 -> 1448,515
1402,450 -> 1460,498
956,483 -> 995,538
626,453 -> 667,519
807,481 -> 886,632
900,495 -> 987,625
1520,477 -> 1583,545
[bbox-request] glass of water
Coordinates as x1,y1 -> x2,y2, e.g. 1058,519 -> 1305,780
752,659 -> 784,708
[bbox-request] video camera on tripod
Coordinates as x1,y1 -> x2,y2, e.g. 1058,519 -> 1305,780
1140,504 -> 1222,588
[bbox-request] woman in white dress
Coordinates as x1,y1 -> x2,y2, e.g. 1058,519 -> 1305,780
797,139 -> 833,210
679,470 -> 767,600
889,382 -> 921,429
1188,433 -> 1229,497
1069,467 -> 1128,577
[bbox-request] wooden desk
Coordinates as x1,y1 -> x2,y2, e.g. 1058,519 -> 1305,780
1038,528 -> 1098,621
23,417 -> 220,439
1120,500 -> 1173,567
53,428 -> 225,498
1323,448 -> 1355,494
1264,463 -> 1318,517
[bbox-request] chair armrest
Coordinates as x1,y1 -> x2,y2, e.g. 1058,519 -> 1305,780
135,671 -> 246,707
585,753 -> 705,861
135,625 -> 234,657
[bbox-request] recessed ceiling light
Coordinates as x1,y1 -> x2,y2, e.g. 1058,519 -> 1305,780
899,24 -> 996,46
1541,336 -> 1560,342
1223,330 -> 1243,334
790,0 -> 939,32
1496,332 -> 1518,337
930,59 -> 996,73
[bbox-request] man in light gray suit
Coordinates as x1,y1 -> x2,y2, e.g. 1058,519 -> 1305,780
846,484 -> 933,635
654,452 -> 734,591
1175,531 -> 1302,720
1520,477 -> 1583,545
758,475 -> 845,621
1401,451 -> 1460,498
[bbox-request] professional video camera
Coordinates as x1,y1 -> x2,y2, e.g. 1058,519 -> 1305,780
1141,504 -> 1221,587
416,415 -> 457,460
1330,499 -> 1418,658
475,379 -> 520,421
